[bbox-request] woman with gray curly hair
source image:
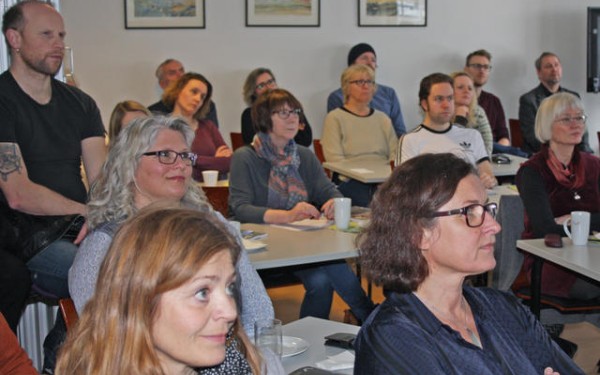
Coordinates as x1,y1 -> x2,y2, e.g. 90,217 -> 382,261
69,116 -> 282,374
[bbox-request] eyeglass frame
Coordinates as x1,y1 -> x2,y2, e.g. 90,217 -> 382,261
554,114 -> 587,125
429,202 -> 498,228
141,149 -> 197,166
271,108 -> 302,119
467,63 -> 492,72
255,78 -> 277,91
348,79 -> 375,87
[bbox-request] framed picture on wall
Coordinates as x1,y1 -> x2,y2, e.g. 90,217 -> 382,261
358,0 -> 427,27
125,0 -> 205,29
246,0 -> 320,27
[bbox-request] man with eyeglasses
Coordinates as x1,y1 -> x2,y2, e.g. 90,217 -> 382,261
0,1 -> 106,371
148,58 -> 220,127
327,42 -> 406,136
396,73 -> 497,189
519,52 -> 592,155
464,49 -> 519,155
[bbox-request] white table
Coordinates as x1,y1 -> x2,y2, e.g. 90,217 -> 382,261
516,238 -> 600,316
322,155 -> 528,185
492,155 -> 528,177
282,317 -> 360,374
244,224 -> 358,270
322,159 -> 391,184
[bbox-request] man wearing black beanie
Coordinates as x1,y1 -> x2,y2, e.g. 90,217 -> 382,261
327,42 -> 406,136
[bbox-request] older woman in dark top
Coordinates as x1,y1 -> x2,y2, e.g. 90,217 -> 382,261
354,153 -> 582,374
241,68 -> 312,146
516,92 -> 600,300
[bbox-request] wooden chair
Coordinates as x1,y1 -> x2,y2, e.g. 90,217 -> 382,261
508,119 -> 523,149
202,186 -> 229,217
313,139 -> 331,178
230,132 -> 244,151
58,298 -> 78,331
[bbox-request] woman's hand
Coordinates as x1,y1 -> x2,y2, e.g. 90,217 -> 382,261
543,367 -> 559,375
288,202 -> 320,222
455,105 -> 470,118
554,214 -> 571,225
321,199 -> 335,220
479,173 -> 497,189
215,145 -> 233,157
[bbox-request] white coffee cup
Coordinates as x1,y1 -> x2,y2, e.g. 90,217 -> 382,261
563,211 -> 591,246
254,319 -> 282,357
334,197 -> 352,230
202,170 -> 219,186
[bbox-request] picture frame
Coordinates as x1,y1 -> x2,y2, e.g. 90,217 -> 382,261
358,0 -> 427,27
125,0 -> 205,29
246,0 -> 320,27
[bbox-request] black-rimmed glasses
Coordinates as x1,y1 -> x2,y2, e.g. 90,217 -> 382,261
467,63 -> 492,72
349,79 -> 375,87
272,108 -> 302,119
430,203 -> 497,228
141,150 -> 197,166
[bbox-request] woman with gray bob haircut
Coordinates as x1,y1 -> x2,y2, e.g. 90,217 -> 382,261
69,116 -> 281,373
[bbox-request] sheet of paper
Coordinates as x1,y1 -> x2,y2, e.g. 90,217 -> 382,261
349,168 -> 374,174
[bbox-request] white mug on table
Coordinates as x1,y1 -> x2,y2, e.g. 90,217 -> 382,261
334,197 -> 351,230
563,211 -> 591,246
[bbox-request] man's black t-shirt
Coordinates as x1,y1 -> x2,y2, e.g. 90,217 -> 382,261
0,71 -> 105,204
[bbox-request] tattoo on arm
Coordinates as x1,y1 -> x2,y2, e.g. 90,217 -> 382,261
0,144 -> 22,182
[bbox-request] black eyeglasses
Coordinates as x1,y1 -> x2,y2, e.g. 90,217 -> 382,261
349,79 -> 375,87
272,108 -> 302,119
430,203 -> 497,228
141,150 -> 197,166
256,78 -> 276,91
467,63 -> 492,72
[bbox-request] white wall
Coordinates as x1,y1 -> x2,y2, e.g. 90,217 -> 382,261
61,0 -> 600,152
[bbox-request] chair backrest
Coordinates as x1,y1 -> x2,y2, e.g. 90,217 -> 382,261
202,186 -> 229,217
230,132 -> 244,151
59,298 -> 79,331
492,195 -> 525,291
313,139 -> 331,178
508,119 -> 523,148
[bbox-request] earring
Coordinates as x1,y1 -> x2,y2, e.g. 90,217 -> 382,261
15,48 -> 20,53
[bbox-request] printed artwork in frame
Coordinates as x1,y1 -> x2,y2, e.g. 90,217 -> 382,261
358,0 -> 427,27
125,0 -> 205,29
246,0 -> 320,27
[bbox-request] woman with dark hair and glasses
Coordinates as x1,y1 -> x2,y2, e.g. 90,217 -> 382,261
516,92 -> 600,302
230,88 -> 375,322
354,153 -> 582,374
241,67 -> 312,146
322,64 -> 397,207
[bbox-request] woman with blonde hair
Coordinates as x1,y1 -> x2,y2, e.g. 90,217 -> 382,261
450,71 -> 493,156
107,100 -> 151,142
68,116 -> 281,373
56,206 -> 262,374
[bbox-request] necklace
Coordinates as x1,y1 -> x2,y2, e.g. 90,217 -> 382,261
416,294 -> 482,348
572,191 -> 581,200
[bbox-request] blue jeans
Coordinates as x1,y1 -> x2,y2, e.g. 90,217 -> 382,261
335,176 -> 377,208
294,261 -> 375,321
26,239 -> 77,298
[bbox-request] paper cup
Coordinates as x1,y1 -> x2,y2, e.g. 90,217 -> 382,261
202,170 -> 219,186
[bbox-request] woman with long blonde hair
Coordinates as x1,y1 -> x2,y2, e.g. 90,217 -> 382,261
56,206 -> 263,374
